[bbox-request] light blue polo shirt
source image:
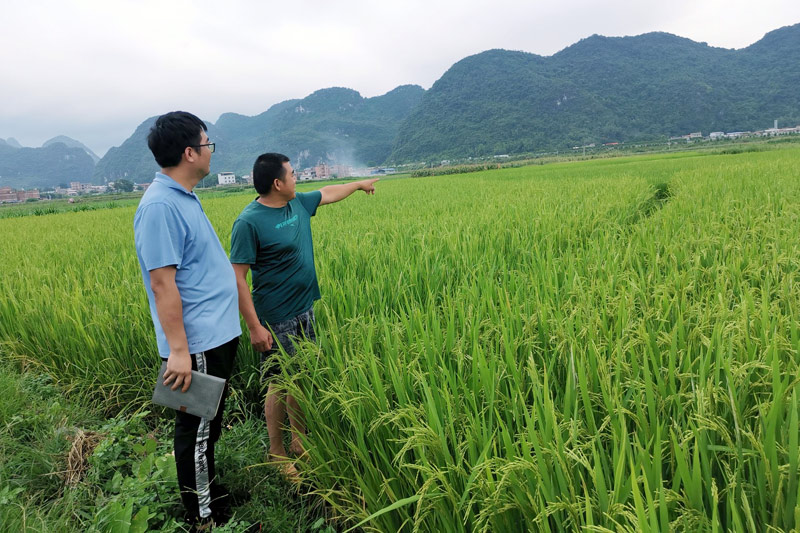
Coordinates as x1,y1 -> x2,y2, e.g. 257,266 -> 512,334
134,172 -> 241,357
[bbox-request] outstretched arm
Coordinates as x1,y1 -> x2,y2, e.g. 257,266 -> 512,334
319,178 -> 379,206
232,263 -> 273,352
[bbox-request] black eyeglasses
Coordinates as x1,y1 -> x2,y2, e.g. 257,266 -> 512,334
192,142 -> 215,153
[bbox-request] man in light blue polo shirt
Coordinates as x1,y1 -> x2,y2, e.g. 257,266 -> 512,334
133,111 -> 240,528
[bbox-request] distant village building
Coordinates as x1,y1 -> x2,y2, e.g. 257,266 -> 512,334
54,186 -> 78,196
0,187 -> 18,203
0,186 -> 40,203
670,132 -> 703,142
313,163 -> 331,180
308,163 -> 355,179
761,125 -> 800,136
64,181 -> 107,194
217,172 -> 236,185
709,132 -> 725,140
331,165 -> 352,178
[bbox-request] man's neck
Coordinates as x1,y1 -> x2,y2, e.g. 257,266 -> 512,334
161,168 -> 200,192
257,194 -> 288,208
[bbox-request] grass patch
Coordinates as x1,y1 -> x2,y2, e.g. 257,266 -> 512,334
0,362 -> 338,532
711,144 -> 770,155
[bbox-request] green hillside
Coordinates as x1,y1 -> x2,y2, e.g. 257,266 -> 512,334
0,142 -> 95,189
92,117 -> 159,183
388,24 -> 800,162
43,136 -> 100,163
95,85 -> 425,182
211,84 -> 425,173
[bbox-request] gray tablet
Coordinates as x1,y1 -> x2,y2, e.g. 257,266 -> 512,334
151,361 -> 226,419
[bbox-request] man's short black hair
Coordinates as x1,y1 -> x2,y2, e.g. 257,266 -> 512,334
147,111 -> 207,168
253,153 -> 290,195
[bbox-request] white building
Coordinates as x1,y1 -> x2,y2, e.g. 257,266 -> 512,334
217,172 -> 236,185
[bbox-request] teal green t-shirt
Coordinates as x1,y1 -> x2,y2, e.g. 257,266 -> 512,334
230,191 -> 322,324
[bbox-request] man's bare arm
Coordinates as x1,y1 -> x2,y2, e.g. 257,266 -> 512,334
319,178 -> 379,206
232,263 -> 273,352
150,266 -> 192,392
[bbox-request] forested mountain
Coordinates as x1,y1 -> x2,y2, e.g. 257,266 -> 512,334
92,117 -> 159,183
212,84 -> 425,173
0,141 -> 95,189
43,136 -> 100,163
388,24 -> 800,162
92,118 -> 230,183
94,85 -> 425,182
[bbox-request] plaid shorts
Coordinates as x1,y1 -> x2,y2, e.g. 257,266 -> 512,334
261,308 -> 317,381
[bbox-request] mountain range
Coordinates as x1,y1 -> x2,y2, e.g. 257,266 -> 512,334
0,138 -> 96,189
3,23 -> 799,189
89,84 -> 425,184
389,25 -> 800,161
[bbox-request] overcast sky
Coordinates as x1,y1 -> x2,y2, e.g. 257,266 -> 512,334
1,0 -> 798,156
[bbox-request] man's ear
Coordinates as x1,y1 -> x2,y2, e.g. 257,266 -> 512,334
183,146 -> 197,164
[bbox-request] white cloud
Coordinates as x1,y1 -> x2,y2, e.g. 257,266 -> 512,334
1,0 -> 798,155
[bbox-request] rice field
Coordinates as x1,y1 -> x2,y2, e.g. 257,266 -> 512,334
1,147 -> 799,532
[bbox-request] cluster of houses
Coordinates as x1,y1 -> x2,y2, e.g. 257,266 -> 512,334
0,163 -> 399,205
296,163 -> 359,181
673,121 -> 800,142
57,181 -> 158,195
2,181 -> 145,203
53,182 -> 109,196
298,163 -> 397,180
0,186 -> 40,204
0,182 -> 119,204
708,125 -> 800,140
222,163 -> 396,186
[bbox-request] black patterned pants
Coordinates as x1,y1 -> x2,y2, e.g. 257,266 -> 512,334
171,336 -> 239,520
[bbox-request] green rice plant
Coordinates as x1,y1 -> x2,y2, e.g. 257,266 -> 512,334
1,148 -> 799,530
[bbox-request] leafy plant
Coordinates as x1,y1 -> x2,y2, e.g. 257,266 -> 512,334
3,147 -> 800,531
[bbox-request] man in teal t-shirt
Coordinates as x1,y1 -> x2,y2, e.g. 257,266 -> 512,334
230,152 -> 378,478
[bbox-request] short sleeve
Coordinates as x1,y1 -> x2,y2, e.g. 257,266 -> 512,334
229,218 -> 258,265
297,191 -> 322,217
134,202 -> 186,271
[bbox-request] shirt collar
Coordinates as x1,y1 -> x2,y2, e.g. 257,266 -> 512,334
153,172 -> 196,197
